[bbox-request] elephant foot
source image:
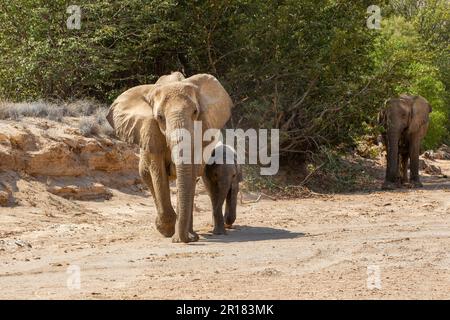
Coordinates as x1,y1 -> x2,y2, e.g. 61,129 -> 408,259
382,181 -> 398,190
172,231 -> 199,243
212,225 -> 226,235
224,214 -> 236,228
411,180 -> 423,188
224,223 -> 234,229
155,216 -> 176,237
189,231 -> 200,241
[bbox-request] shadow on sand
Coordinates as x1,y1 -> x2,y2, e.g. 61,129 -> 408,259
371,174 -> 449,195
200,225 -> 304,243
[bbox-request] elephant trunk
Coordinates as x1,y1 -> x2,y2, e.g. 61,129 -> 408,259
175,163 -> 195,242
167,113 -> 196,242
386,131 -> 400,183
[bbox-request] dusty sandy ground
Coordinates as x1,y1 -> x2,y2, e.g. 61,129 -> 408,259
0,161 -> 449,300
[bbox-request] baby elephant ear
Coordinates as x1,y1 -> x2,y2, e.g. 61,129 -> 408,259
106,84 -> 165,153
184,74 -> 233,129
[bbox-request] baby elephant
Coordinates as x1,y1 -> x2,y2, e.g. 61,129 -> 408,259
202,143 -> 242,235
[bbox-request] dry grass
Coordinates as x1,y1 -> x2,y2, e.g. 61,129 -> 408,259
78,109 -> 114,137
0,99 -> 114,137
0,99 -> 104,119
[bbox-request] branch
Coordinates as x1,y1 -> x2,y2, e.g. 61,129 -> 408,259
288,74 -> 319,113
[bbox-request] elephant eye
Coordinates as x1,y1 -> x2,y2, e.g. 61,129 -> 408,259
157,113 -> 164,121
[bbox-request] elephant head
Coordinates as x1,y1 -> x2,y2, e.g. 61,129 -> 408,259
106,74 -> 233,242
380,94 -> 432,189
155,71 -> 186,85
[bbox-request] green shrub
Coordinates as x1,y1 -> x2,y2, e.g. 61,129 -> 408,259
424,111 -> 448,150
0,0 -> 448,158
371,14 -> 449,150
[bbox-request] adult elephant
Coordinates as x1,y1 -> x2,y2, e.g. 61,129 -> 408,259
378,94 -> 432,189
107,73 -> 233,243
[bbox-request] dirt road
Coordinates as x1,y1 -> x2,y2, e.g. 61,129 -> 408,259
1,161 -> 449,299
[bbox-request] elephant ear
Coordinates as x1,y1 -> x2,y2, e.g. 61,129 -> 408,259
106,84 -> 165,153
408,96 -> 431,134
184,74 -> 233,130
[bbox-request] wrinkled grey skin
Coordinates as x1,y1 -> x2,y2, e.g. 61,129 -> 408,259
378,94 -> 432,189
202,144 -> 242,235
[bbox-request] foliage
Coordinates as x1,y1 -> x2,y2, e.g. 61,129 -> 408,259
372,9 -> 450,149
0,0 -> 448,157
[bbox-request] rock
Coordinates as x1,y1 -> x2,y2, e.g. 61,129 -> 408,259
27,142 -> 85,176
14,240 -> 32,248
419,158 -> 442,175
424,164 -> 442,175
436,144 -> 450,160
8,130 -> 38,151
423,150 -> 435,160
0,118 -> 139,178
47,183 -> 112,201
0,182 -> 13,207
419,159 -> 426,170
0,118 -> 141,204
83,142 -> 138,172
423,145 -> 450,160
0,190 -> 10,207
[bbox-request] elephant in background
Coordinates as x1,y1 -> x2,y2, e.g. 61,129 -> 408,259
378,94 -> 432,189
202,143 -> 242,235
107,73 -> 233,243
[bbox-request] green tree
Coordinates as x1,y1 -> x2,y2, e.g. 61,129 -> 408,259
0,0 -> 448,156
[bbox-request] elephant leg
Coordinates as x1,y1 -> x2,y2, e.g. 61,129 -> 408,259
212,199 -> 226,235
400,152 -> 409,185
144,155 -> 176,237
409,136 -> 423,188
202,176 -> 226,235
224,182 -> 238,228
188,182 -> 199,241
139,156 -> 154,192
188,211 -> 199,240
209,189 -> 227,235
